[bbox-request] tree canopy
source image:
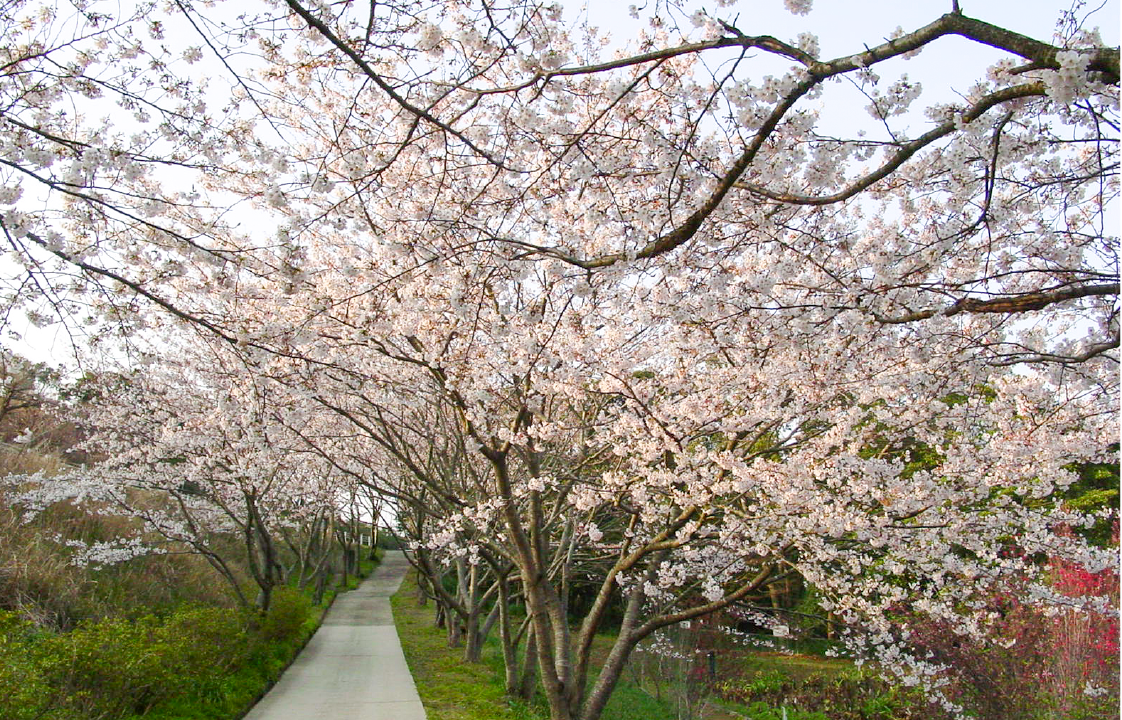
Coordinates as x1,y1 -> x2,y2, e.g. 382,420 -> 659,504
0,1 -> 1118,718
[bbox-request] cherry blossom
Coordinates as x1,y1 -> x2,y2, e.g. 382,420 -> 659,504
0,2 -> 1117,719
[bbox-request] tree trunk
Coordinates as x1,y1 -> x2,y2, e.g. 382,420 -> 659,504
447,609 -> 464,648
463,561 -> 487,662
519,625 -> 539,702
578,582 -> 647,720
497,572 -> 520,694
313,564 -> 328,605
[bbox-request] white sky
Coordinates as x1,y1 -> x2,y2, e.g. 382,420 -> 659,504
5,0 -> 1118,368
575,0 -> 1119,54
574,0 -> 1119,134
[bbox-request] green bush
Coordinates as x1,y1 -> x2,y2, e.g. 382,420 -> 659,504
152,605 -> 251,701
376,533 -> 404,550
0,604 -> 260,720
51,614 -> 171,716
259,587 -> 313,642
717,668 -> 941,720
0,562 -> 361,720
45,605 -> 253,718
0,611 -> 64,720
743,668 -> 787,695
742,701 -> 828,720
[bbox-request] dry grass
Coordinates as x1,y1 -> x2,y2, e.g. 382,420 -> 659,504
0,444 -> 68,477
0,448 -> 245,628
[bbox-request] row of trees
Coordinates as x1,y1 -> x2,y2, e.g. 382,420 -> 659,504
2,348 -> 382,616
1,1 -> 1118,719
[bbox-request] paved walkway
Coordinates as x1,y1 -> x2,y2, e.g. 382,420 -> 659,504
244,551 -> 426,720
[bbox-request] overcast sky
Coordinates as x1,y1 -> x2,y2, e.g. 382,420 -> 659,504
571,0 -> 1119,134
572,0 -> 1119,55
6,0 -> 1118,368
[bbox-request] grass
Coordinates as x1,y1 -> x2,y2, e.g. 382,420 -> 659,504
137,600 -> 327,720
391,570 -> 698,720
1,445 -> 391,720
709,650 -> 941,720
739,652 -> 855,682
392,571 -> 544,720
138,551 -> 387,720
599,681 -> 684,720
390,569 -> 874,720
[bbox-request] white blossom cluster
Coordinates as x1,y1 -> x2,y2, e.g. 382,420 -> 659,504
1044,50 -> 1092,104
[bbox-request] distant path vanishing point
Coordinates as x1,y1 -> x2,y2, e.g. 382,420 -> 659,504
243,550 -> 426,720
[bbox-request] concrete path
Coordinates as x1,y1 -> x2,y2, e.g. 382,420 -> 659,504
244,551 -> 426,720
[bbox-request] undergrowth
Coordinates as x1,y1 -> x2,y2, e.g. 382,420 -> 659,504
0,553 -> 383,720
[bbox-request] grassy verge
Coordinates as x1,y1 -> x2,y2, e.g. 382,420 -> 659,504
390,569 -> 881,720
392,570 -> 543,720
710,651 -> 939,720
392,570 -> 685,720
146,549 -> 386,720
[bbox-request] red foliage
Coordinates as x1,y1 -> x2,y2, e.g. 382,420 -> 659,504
1049,551 -> 1119,670
905,537 -> 1119,720
1043,525 -> 1120,715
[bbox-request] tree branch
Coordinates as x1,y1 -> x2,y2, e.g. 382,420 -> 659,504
872,282 -> 1120,323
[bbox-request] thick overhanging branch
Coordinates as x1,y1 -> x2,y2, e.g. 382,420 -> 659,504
473,12 -> 1119,93
990,335 -> 1121,366
805,12 -> 1118,84
941,12 -> 1120,85
562,74 -> 820,270
735,83 -> 1047,205
540,11 -> 1117,272
871,282 -> 1120,323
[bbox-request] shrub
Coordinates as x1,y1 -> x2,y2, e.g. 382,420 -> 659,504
716,669 -> 940,720
258,586 -> 313,642
905,555 -> 1119,720
45,614 -> 179,717
0,611 -> 65,720
151,605 -> 252,701
740,701 -> 828,720
0,604 -> 257,720
376,533 -> 404,550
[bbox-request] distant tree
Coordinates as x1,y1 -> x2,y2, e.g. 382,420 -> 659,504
0,350 -> 52,433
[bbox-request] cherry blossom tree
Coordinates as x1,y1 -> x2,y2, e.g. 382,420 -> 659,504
217,2 -> 1117,717
2,343 -> 365,612
0,1 -> 1118,718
